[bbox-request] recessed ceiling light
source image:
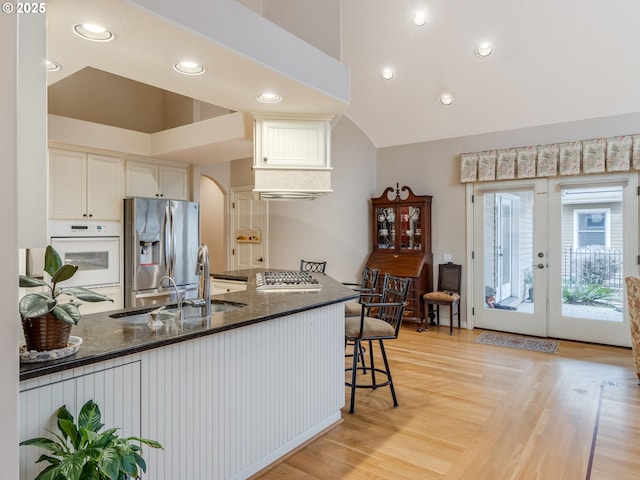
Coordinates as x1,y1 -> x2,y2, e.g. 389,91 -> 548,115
72,23 -> 115,42
257,92 -> 282,103
173,61 -> 206,76
439,94 -> 454,106
46,60 -> 61,72
475,42 -> 494,58
412,11 -> 428,26
380,68 -> 394,80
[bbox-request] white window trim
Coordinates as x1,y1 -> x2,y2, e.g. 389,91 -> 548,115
572,208 -> 611,249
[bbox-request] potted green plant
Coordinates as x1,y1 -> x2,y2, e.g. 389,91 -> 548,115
19,246 -> 112,351
20,399 -> 163,480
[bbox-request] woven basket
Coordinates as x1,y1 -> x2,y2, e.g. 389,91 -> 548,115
22,313 -> 72,352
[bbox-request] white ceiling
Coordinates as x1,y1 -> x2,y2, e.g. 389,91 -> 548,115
342,0 -> 640,148
47,0 -> 640,159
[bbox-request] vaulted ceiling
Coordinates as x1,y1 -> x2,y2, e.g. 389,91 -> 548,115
47,0 -> 640,162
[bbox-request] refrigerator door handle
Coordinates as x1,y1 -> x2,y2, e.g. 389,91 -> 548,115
164,204 -> 173,277
169,203 -> 176,277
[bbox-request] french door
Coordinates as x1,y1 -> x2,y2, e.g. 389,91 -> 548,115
473,180 -> 548,337
471,174 -> 637,346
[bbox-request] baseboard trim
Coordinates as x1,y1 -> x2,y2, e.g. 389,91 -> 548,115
248,416 -> 344,479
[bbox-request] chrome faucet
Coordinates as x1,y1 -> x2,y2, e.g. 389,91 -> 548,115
159,275 -> 183,321
195,243 -> 211,317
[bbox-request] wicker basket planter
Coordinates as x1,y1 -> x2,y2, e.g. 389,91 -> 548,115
22,314 -> 72,351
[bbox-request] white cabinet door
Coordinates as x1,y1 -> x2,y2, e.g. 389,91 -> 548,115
19,377 -> 76,480
126,161 -> 189,200
19,361 -> 141,480
159,165 -> 188,200
49,148 -> 87,219
255,118 -> 330,168
49,148 -> 123,221
125,160 -> 160,198
86,154 -> 124,221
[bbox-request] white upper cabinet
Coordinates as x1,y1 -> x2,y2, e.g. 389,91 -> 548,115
49,148 -> 124,221
254,117 -> 331,168
125,160 -> 188,200
252,116 -> 333,198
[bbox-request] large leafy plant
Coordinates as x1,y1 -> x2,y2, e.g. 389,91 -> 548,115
19,246 -> 112,324
20,399 -> 163,480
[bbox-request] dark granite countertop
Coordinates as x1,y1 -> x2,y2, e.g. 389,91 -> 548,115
20,269 -> 357,381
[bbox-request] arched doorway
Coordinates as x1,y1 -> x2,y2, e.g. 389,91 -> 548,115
200,175 -> 226,273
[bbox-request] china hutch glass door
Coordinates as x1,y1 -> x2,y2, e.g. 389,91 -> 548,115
399,205 -> 422,251
376,206 -> 396,250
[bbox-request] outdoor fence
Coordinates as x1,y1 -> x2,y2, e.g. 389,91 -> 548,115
561,247 -> 623,290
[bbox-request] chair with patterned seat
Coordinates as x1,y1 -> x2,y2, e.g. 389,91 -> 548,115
423,262 -> 462,335
300,259 -> 327,274
345,274 -> 411,413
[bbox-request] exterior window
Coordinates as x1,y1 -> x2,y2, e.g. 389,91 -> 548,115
574,209 -> 609,248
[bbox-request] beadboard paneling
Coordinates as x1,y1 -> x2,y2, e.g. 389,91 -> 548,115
141,303 -> 344,479
19,359 -> 141,480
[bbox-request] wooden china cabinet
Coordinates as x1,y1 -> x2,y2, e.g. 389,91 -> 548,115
365,185 -> 433,330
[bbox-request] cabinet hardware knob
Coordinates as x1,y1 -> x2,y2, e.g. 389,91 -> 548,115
263,157 -> 268,163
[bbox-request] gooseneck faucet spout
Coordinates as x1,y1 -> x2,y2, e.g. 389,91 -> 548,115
159,275 -> 183,321
196,244 -> 211,317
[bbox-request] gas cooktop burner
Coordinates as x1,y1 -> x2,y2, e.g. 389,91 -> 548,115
255,271 -> 322,291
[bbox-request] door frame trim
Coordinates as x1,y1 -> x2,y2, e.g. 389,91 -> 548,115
466,183 -> 474,329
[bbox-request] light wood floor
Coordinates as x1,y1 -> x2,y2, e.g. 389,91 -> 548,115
259,325 -> 640,480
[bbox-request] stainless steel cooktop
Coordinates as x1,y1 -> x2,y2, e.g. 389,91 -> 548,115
255,271 -> 322,291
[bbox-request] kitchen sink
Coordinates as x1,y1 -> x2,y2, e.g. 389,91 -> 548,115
109,300 -> 246,324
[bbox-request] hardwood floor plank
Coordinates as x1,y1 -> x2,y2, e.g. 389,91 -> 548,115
258,326 -> 640,479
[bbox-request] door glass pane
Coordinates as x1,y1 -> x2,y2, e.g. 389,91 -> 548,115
399,205 -> 422,251
560,186 -> 623,322
483,191 -> 534,312
376,207 -> 395,249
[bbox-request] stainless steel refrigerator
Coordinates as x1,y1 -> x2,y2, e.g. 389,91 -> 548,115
124,197 -> 200,308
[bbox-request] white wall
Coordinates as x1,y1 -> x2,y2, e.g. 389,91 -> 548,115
17,13 -> 47,248
267,116 -> 377,283
258,0 -> 342,60
377,111 -> 640,321
1,10 -> 20,478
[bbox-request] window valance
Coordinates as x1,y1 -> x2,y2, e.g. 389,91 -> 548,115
459,134 -> 639,183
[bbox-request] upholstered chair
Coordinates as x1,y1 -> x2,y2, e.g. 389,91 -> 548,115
345,266 -> 380,317
345,274 -> 411,413
423,262 -> 462,335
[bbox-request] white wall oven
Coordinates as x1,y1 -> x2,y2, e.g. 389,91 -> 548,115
49,221 -> 121,288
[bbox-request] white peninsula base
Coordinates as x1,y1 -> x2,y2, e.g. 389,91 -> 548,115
20,303 -> 345,480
